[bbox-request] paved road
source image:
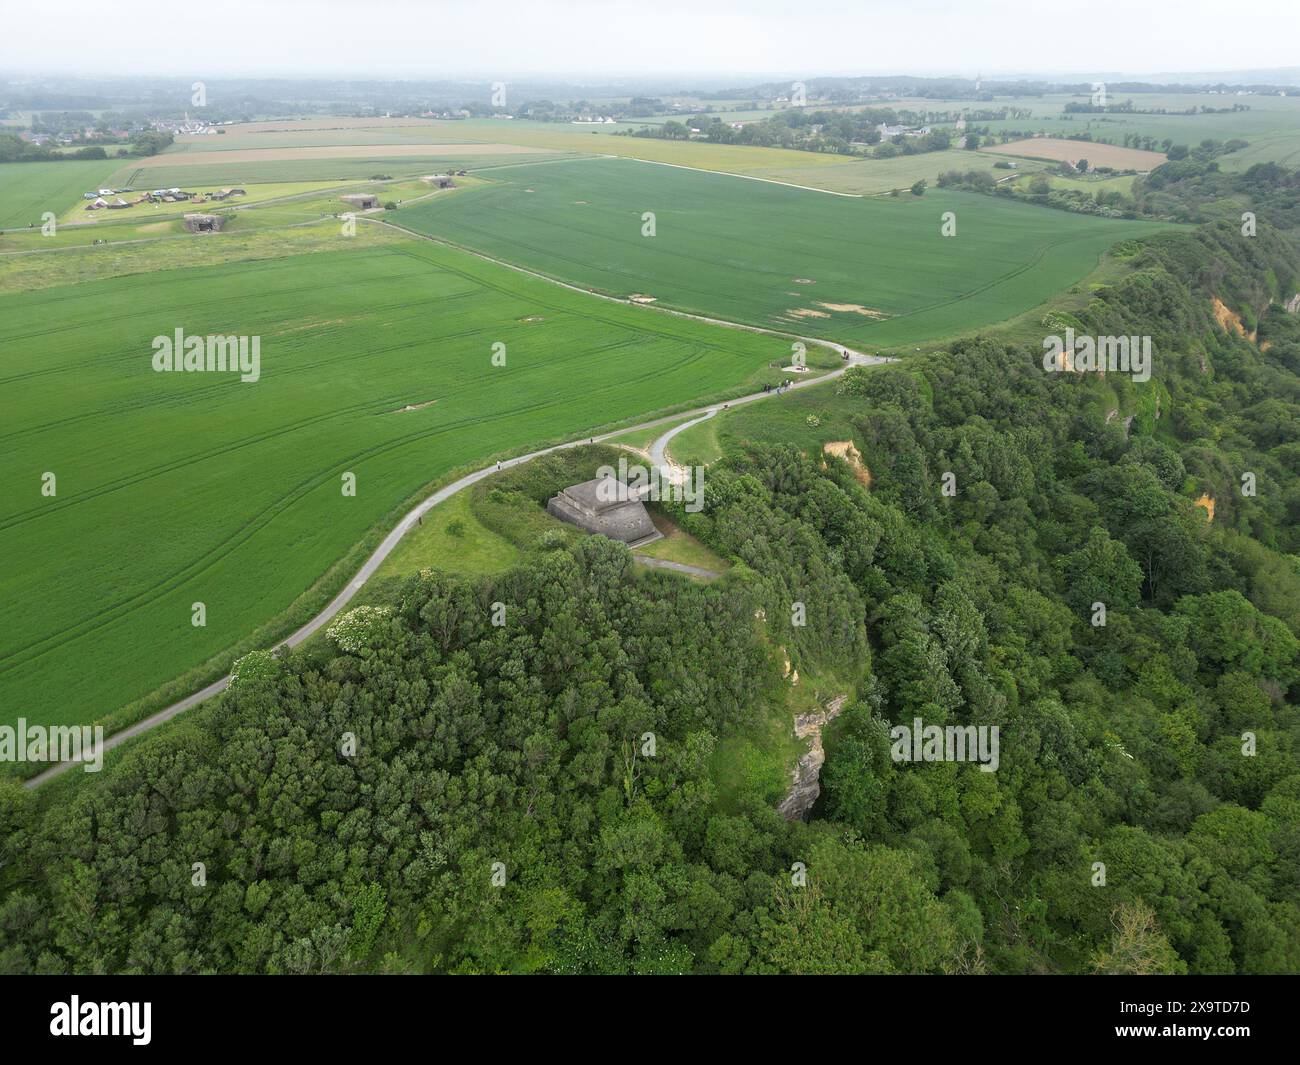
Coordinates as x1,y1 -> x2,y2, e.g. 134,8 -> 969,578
24,317 -> 890,788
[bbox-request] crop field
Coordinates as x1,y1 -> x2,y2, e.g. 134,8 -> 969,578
0,236 -> 792,732
145,116 -> 1044,196
391,156 -> 1172,347
741,149 -> 1049,194
925,91 -> 1300,164
981,137 -> 1167,170
0,159 -> 123,229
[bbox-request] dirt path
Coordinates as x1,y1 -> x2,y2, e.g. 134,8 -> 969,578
631,556 -> 721,579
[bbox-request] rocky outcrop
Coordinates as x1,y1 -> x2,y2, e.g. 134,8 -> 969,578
822,441 -> 871,487
778,694 -> 848,821
1285,293 -> 1300,315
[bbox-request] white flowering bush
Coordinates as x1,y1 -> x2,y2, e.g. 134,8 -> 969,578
326,605 -> 393,653
229,649 -> 279,688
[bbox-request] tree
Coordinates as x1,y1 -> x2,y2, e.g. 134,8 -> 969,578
1058,527 -> 1143,618
1091,901 -> 1186,974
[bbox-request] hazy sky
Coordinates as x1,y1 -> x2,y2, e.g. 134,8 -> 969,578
3,0 -> 1298,80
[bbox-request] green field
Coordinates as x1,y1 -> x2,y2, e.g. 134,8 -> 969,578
747,149 -> 1048,193
0,159 -> 124,229
392,156 -> 1172,347
918,91 -> 1300,169
0,237 -> 795,732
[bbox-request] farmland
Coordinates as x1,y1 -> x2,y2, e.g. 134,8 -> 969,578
0,236 -> 794,732
392,156 -> 1172,347
0,158 -> 122,229
154,116 -> 1024,196
980,137 -> 1167,170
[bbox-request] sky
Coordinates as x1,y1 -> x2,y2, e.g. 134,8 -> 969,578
2,0 -> 1298,81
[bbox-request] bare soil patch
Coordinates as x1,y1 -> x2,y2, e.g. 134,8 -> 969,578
823,441 -> 872,487
1212,296 -> 1256,341
982,137 -> 1166,171
816,301 -> 887,318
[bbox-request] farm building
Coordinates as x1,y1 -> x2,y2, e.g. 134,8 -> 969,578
183,213 -> 225,233
340,193 -> 380,208
546,476 -> 661,546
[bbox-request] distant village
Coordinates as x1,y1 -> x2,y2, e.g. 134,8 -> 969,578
21,115 -> 235,148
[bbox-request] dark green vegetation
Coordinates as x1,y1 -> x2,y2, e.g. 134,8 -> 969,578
3,204 -> 1297,974
0,239 -> 791,736
392,156 -> 1173,347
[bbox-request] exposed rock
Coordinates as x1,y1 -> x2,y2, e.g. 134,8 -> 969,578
1285,293 -> 1300,314
1212,296 -> 1257,341
778,694 -> 848,822
822,440 -> 872,487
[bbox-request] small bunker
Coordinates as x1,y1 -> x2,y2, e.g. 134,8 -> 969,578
340,193 -> 379,209
547,476 -> 661,546
183,213 -> 225,233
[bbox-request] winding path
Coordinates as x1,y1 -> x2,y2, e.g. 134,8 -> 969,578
24,302 -> 890,788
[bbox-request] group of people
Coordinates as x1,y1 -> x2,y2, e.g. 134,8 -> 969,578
761,379 -> 792,395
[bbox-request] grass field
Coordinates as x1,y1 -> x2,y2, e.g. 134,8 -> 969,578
391,156 -> 1172,348
372,489 -> 522,581
0,237 -> 796,733
0,159 -> 124,229
750,149 -> 1048,194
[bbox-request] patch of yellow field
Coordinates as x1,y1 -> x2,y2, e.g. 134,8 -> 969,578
982,137 -> 1166,171
823,441 -> 872,487
815,302 -> 887,318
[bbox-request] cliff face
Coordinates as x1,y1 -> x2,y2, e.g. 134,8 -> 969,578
777,694 -> 848,822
